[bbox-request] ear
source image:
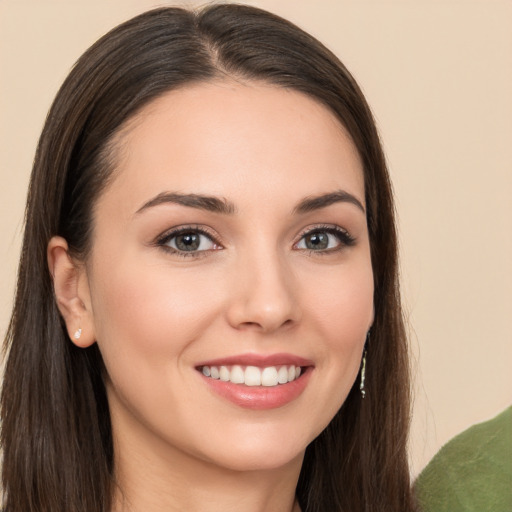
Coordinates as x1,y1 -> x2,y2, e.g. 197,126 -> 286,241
47,236 -> 96,348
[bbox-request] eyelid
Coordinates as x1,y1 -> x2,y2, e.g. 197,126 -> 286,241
293,224 -> 356,250
155,225 -> 223,255
153,223 -> 355,257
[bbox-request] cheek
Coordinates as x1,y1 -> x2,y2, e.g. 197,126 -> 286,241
310,258 -> 374,344
88,258 -> 224,368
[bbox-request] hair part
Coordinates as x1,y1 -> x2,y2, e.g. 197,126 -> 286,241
2,5 -> 415,511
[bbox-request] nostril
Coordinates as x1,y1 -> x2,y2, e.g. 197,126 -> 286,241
237,317 -> 296,333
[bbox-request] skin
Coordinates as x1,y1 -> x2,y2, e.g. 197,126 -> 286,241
49,81 -> 374,512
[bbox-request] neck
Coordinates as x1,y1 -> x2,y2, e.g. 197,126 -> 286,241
112,426 -> 303,512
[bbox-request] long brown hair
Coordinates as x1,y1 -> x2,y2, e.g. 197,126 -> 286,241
1,5 -> 414,511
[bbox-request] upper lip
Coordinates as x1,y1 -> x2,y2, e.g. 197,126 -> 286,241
196,352 -> 314,368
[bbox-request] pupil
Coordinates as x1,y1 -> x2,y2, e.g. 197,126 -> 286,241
176,233 -> 200,251
306,232 -> 328,250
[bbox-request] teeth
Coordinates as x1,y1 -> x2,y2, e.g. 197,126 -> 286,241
219,366 -> 230,381
261,366 -> 278,387
230,365 -> 244,384
245,366 -> 261,386
277,366 -> 289,384
201,364 -> 303,387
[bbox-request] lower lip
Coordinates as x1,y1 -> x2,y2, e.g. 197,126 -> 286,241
200,367 -> 313,410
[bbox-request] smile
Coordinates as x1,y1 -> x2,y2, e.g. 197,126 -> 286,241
196,354 -> 313,410
201,365 -> 302,387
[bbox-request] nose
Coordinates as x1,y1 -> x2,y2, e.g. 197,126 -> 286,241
226,250 -> 301,333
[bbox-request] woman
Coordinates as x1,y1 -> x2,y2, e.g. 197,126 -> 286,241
1,4 -> 414,512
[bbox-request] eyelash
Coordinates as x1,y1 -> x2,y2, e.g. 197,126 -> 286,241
155,224 -> 356,258
294,225 -> 356,254
156,225 -> 221,258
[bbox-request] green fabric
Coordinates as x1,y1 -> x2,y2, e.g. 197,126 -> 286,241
415,406 -> 512,512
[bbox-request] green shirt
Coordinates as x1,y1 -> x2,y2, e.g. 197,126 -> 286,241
415,406 -> 512,512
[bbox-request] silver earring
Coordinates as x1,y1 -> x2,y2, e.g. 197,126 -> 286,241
360,330 -> 370,398
359,349 -> 367,398
73,328 -> 82,340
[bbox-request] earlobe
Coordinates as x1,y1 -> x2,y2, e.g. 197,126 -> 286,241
47,236 -> 96,348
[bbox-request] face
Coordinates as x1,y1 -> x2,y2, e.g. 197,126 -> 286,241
82,81 -> 374,473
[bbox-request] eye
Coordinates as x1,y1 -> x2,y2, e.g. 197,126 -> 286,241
295,226 -> 355,252
157,227 -> 221,255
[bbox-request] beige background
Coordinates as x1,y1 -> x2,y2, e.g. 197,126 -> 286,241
1,0 -> 511,476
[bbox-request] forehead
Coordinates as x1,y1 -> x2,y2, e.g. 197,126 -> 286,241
100,80 -> 365,212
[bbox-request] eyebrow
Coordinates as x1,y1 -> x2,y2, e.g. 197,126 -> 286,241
293,190 -> 365,214
135,189 -> 365,216
135,192 -> 237,215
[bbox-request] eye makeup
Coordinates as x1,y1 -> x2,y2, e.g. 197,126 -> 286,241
155,225 -> 223,258
294,224 -> 356,254
153,222 -> 356,259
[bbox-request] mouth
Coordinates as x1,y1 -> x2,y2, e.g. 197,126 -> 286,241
195,354 -> 313,410
199,364 -> 304,387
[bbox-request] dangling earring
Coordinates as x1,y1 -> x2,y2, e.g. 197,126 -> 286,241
73,328 -> 82,340
359,349 -> 367,398
360,330 -> 370,398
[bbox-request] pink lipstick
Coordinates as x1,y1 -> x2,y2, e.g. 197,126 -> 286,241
196,353 -> 314,410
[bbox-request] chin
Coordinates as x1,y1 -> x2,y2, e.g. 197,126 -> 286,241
205,445 -> 305,473
192,424 -> 314,473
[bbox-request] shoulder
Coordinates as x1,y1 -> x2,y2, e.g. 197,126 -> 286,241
415,406 -> 512,512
